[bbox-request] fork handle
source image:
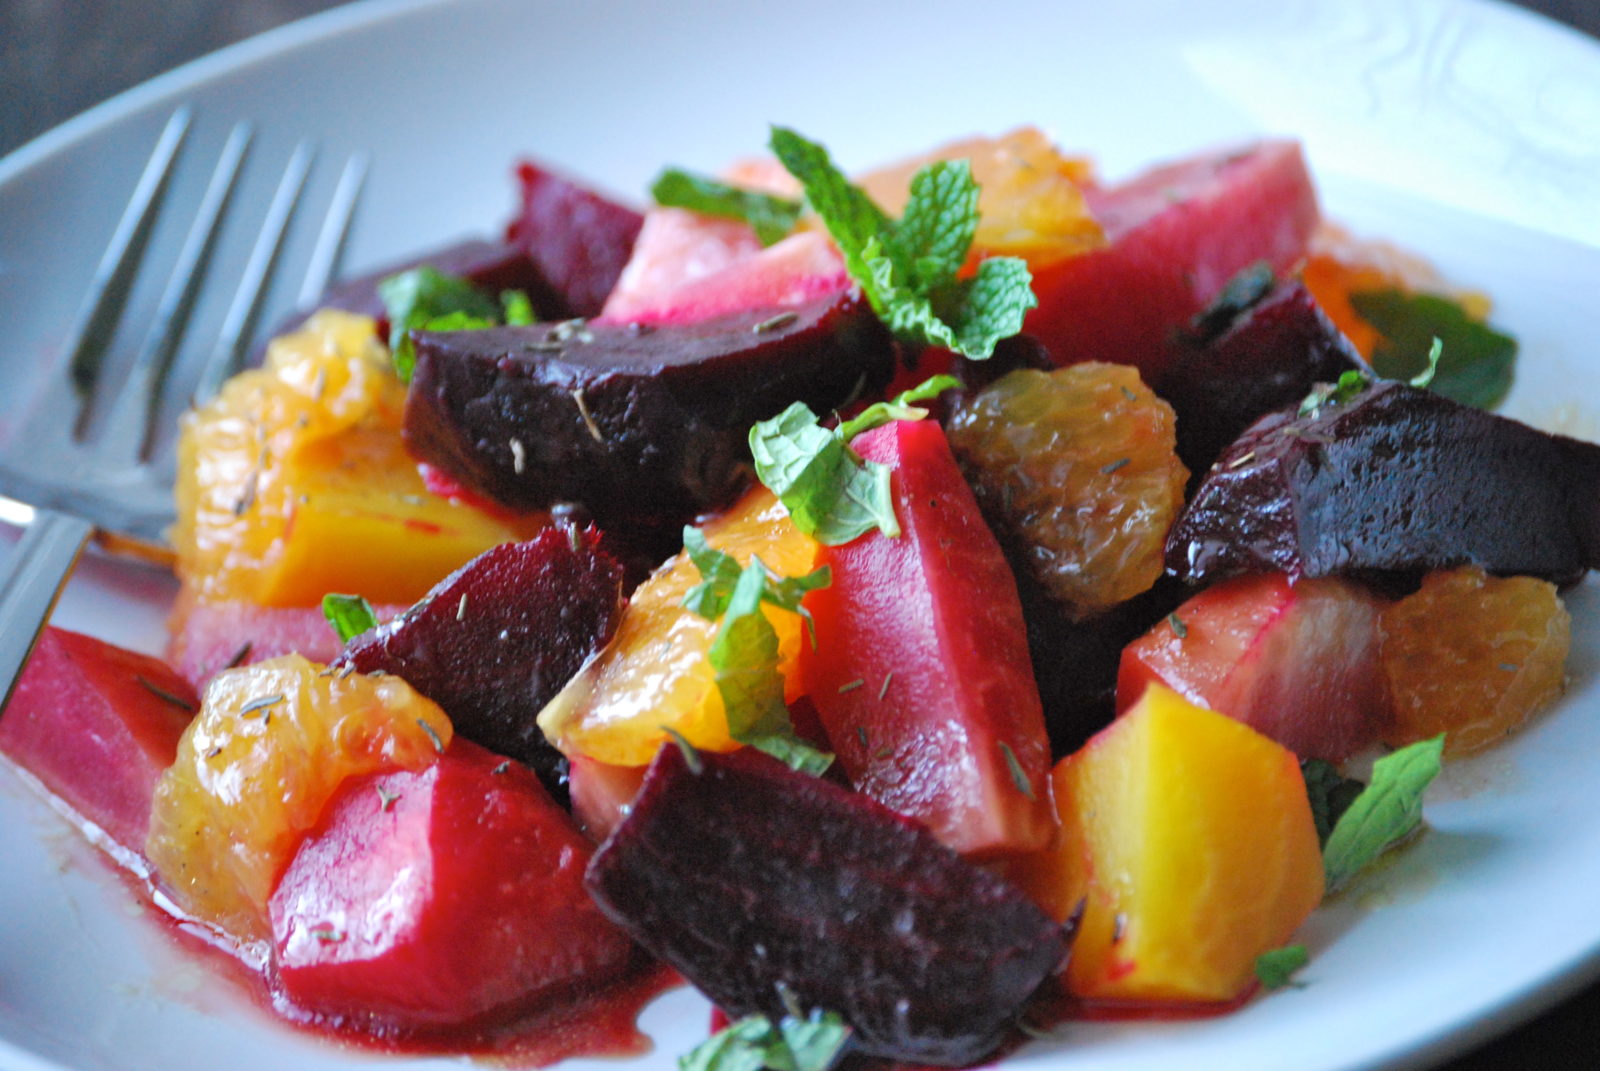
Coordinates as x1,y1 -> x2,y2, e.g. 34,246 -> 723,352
0,510 -> 94,716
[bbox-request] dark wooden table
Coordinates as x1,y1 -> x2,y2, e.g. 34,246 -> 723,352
2,1 -> 1597,1068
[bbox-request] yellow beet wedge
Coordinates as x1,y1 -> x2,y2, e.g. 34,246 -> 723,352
171,310 -> 541,611
1027,684 -> 1323,1004
538,485 -> 818,767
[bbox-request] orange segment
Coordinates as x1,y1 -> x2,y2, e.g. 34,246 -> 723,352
948,363 -> 1188,619
1023,685 -> 1323,1004
172,310 -> 541,610
146,654 -> 452,942
1381,566 -> 1569,754
538,486 -> 818,767
856,127 -> 1104,266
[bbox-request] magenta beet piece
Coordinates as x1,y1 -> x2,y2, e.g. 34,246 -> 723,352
585,747 -> 1066,1066
403,291 -> 894,529
0,628 -> 194,857
505,161 -> 644,319
335,527 -> 624,791
1157,277 -> 1368,476
1167,380 -> 1600,585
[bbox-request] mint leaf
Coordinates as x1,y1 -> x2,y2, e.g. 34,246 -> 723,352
1323,735 -> 1444,892
651,168 -> 803,247
948,255 -> 1038,357
767,126 -> 1034,360
1298,368 -> 1371,419
1255,944 -> 1310,990
501,288 -> 537,326
680,1011 -> 851,1071
888,159 -> 979,292
1188,261 -> 1275,342
683,529 -> 833,775
1409,336 -> 1444,389
377,267 -> 501,382
750,376 -> 959,545
1349,289 -> 1516,409
1300,758 -> 1366,847
322,592 -> 379,643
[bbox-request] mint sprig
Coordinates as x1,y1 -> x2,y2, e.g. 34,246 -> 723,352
1300,758 -> 1366,847
768,127 -> 1035,360
377,267 -> 536,382
679,1010 -> 851,1071
651,168 -> 803,247
1323,735 -> 1444,893
682,528 -> 833,775
322,592 -> 379,643
750,375 -> 960,545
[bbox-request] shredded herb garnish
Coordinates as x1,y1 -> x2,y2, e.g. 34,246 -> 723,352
1000,741 -> 1034,800
137,676 -> 195,713
1167,612 -> 1188,639
662,726 -> 704,775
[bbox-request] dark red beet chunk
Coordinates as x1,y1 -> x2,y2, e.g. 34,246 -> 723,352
585,747 -> 1066,1067
335,528 -> 624,794
404,292 -> 894,530
1157,278 -> 1368,477
505,161 -> 644,319
1167,380 -> 1600,585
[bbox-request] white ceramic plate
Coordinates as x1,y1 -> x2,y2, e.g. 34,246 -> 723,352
2,1 -> 1598,1069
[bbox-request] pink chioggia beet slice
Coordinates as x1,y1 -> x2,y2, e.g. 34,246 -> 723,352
1026,140 -> 1319,382
505,160 -> 645,319
167,602 -> 407,692
270,738 -> 636,1033
0,627 -> 194,858
584,746 -> 1067,1067
1118,573 -> 1390,761
335,528 -> 625,794
800,419 -> 1057,857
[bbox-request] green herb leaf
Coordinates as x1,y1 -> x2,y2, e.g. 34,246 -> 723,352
321,592 -> 379,643
377,267 -> 502,382
651,168 -> 804,247
1255,944 -> 1310,990
751,376 -> 959,545
1323,735 -> 1444,893
679,1011 -> 851,1071
683,529 -> 832,775
1300,758 -> 1366,847
1188,261 -> 1275,342
1350,289 -> 1516,409
501,289 -> 537,326
767,127 -> 1034,360
1409,336 -> 1444,389
1298,368 -> 1372,419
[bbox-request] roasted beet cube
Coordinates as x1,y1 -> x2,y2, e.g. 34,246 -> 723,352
1167,381 -> 1600,585
585,746 -> 1066,1066
505,161 -> 644,319
403,292 -> 894,530
335,527 -> 624,793
1157,279 -> 1368,476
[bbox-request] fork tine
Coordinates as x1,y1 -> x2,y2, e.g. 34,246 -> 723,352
92,123 -> 255,465
193,143 -> 316,405
296,152 -> 367,310
65,108 -> 192,398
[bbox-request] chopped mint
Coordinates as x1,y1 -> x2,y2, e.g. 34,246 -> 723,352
679,1010 -> 851,1071
1408,336 -> 1444,390
1300,758 -> 1366,847
682,528 -> 833,775
321,592 -> 379,643
651,168 -> 803,247
377,267 -> 501,381
750,375 -> 959,545
1255,944 -> 1310,990
1323,735 -> 1444,893
768,127 -> 1035,360
501,288 -> 537,325
1350,288 -> 1516,409
1298,368 -> 1371,419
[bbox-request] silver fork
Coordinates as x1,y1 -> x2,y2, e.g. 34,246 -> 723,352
0,108 -> 366,711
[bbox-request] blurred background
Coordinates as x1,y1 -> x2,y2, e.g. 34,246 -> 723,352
1,0 -> 1596,157
0,0 -> 1597,1068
